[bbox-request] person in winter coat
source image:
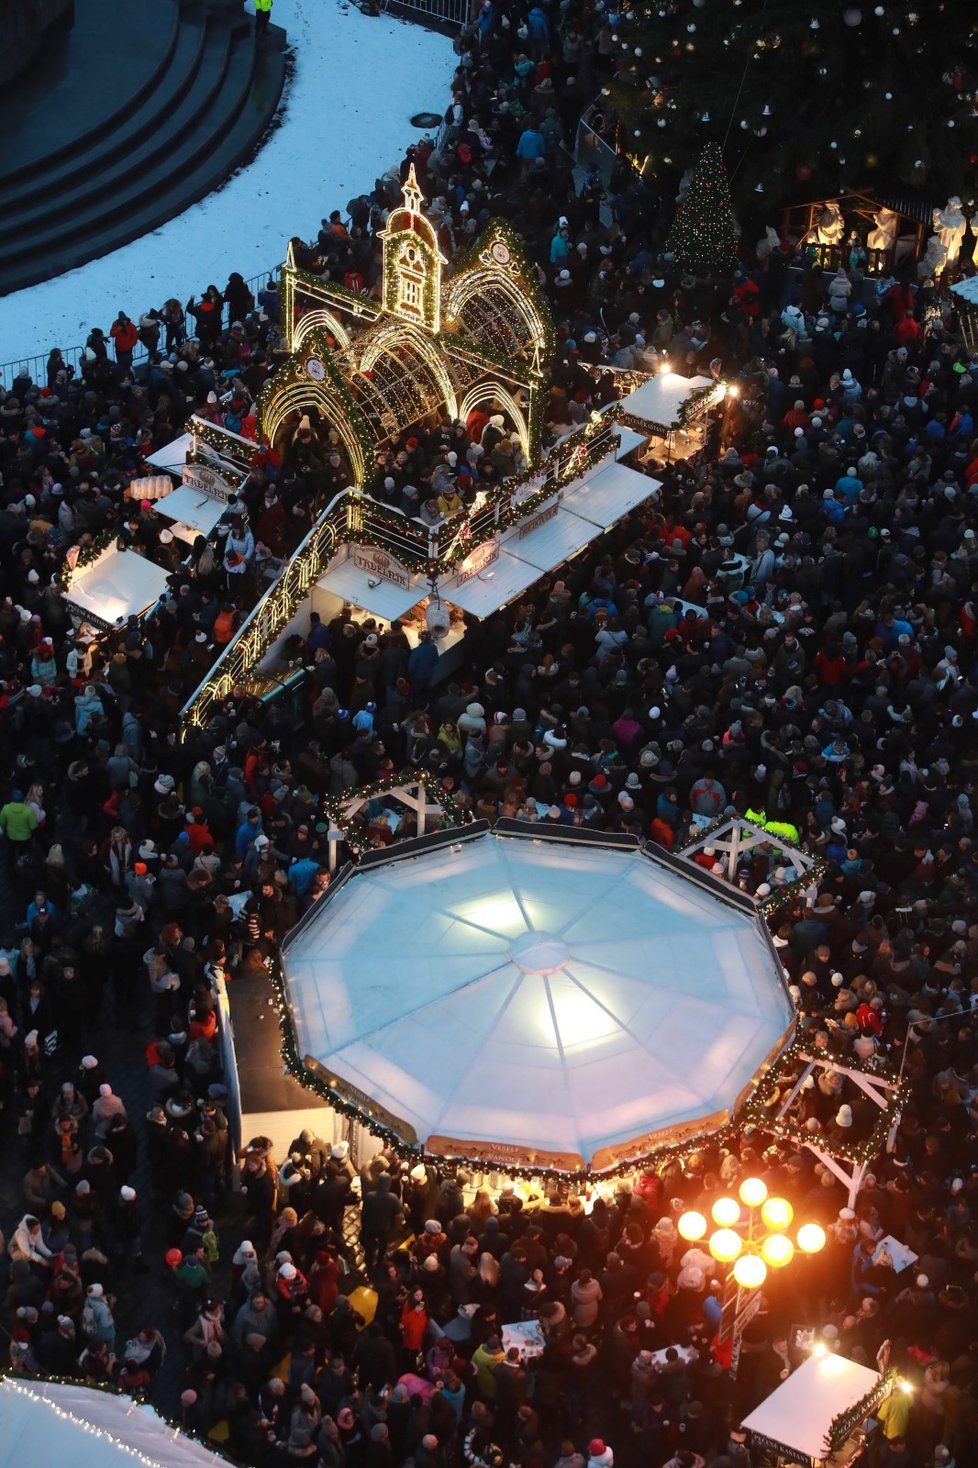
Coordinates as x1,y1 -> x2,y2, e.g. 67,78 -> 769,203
309,1248 -> 341,1314
361,1173 -> 404,1271
110,312 -> 139,368
81,1283 -> 116,1347
570,1267 -> 603,1329
10,1214 -> 52,1267
400,1287 -> 429,1366
74,685 -> 103,737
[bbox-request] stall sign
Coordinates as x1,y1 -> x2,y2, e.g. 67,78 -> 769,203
828,1375 -> 891,1446
516,495 -> 561,541
352,545 -> 412,590
303,1055 -> 418,1144
591,1106 -> 727,1174
183,461 -> 232,502
427,1134 -> 584,1173
64,600 -> 111,632
454,538 -> 500,585
745,1428 -> 813,1467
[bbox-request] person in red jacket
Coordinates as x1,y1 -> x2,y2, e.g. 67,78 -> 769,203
110,312 -> 139,369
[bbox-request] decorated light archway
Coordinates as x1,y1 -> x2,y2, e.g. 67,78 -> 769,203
259,171 -> 554,486
292,307 -> 354,357
357,319 -> 459,428
258,353 -> 373,489
457,381 -> 530,458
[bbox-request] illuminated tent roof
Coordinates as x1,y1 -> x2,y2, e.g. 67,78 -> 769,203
0,1377 -> 226,1468
281,824 -> 794,1172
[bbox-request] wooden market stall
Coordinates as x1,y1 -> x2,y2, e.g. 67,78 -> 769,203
741,1351 -> 893,1467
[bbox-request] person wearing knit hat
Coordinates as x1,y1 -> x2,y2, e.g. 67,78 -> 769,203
588,1441 -> 613,1468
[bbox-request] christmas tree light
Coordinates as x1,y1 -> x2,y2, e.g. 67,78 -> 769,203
667,141 -> 738,273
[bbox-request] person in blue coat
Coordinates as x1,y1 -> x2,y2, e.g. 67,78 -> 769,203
407,632 -> 439,706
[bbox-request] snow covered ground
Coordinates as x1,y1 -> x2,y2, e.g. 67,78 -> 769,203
0,0 -> 455,365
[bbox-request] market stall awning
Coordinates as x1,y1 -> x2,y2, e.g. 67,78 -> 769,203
741,1353 -> 883,1465
500,499 -> 597,571
316,551 -> 428,622
144,432 -> 193,476
0,1376 -> 228,1468
443,545 -> 546,615
280,824 -> 794,1171
562,458 -> 660,530
64,548 -> 171,629
951,277 -> 978,306
613,425 -> 649,459
155,483 -> 227,535
617,372 -> 716,431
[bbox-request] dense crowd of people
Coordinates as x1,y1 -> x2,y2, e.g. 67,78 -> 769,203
0,1 -> 977,1467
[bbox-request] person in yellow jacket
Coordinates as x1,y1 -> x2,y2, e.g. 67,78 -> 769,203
254,0 -> 272,42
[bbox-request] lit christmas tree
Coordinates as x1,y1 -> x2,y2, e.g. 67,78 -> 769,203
666,141 -> 738,273
609,2 -> 978,204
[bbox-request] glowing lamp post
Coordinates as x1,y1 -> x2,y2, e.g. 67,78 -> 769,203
678,1178 -> 826,1377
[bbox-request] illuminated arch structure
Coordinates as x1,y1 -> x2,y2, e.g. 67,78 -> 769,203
259,167 -> 555,485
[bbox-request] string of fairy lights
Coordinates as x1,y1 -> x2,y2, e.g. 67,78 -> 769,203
0,1376 -> 238,1468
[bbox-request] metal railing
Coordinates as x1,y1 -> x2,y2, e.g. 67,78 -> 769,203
380,0 -> 471,28
181,508 -> 339,732
0,267 -> 281,390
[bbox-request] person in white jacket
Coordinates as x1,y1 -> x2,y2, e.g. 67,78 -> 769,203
11,1214 -> 53,1267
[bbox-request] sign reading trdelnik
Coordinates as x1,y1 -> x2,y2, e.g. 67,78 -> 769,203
454,538 -> 500,585
352,545 -> 412,589
182,461 -> 232,503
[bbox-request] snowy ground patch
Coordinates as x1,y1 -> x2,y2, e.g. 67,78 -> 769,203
0,0 -> 455,363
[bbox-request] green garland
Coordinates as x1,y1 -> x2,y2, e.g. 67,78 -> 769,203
676,381 -> 722,429
56,529 -> 120,593
823,1370 -> 898,1457
742,1036 -> 911,1168
320,768 -> 468,857
758,860 -> 828,918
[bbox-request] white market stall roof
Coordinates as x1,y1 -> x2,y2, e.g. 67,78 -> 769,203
64,547 -> 171,630
614,425 -> 649,459
442,545 -> 546,616
155,483 -> 227,535
617,372 -> 716,431
501,496 -> 597,570
281,824 -> 794,1172
316,549 -> 429,622
0,1376 -> 227,1468
144,432 -> 194,476
951,276 -> 978,306
562,458 -> 661,529
442,459 -> 659,617
741,1353 -> 883,1465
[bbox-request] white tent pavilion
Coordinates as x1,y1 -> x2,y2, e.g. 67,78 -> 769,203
0,1376 -> 227,1468
280,823 -> 794,1173
741,1352 -> 887,1466
63,546 -> 171,630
